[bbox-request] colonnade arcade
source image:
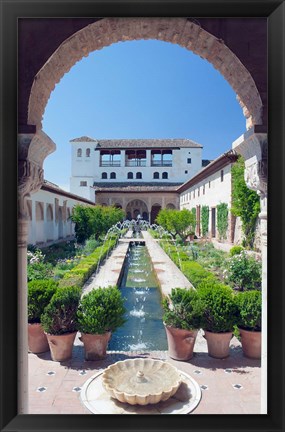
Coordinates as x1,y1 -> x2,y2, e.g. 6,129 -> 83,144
18,17 -> 268,414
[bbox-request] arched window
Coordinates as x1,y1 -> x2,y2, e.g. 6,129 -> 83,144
46,204 -> 53,221
35,202 -> 44,221
86,148 -> 90,157
77,148 -> 82,157
153,172 -> 159,179
110,172 -> 116,179
136,172 -> 142,179
162,172 -> 168,179
127,172 -> 133,179
102,172 -> 107,179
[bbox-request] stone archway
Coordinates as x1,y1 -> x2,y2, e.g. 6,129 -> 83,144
151,203 -> 162,224
126,199 -> 149,220
28,17 -> 263,131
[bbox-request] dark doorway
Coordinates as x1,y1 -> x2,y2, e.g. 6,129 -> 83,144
151,205 -> 161,224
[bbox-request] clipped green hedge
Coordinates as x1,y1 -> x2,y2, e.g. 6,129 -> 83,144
229,245 -> 244,257
160,239 -> 220,288
58,237 -> 117,288
181,261 -> 217,289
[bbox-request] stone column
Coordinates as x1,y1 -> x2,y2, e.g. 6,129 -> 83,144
232,128 -> 267,414
146,149 -> 151,167
18,131 -> 56,413
121,150 -> 125,167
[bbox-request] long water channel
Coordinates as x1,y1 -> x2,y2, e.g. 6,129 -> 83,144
108,242 -> 168,351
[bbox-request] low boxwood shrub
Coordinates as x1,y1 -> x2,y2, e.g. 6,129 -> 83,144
27,249 -> 54,282
28,279 -> 58,323
229,245 -> 244,257
77,286 -> 126,334
41,286 -> 81,335
235,290 -> 261,331
162,288 -> 203,330
182,261 -> 217,288
58,237 -> 117,288
198,282 -> 238,333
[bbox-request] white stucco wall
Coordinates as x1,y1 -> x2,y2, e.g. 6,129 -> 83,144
179,163 -> 233,240
27,188 -> 92,246
70,140 -> 203,196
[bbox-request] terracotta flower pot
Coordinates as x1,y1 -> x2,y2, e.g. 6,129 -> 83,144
45,331 -> 77,362
204,330 -> 233,359
28,323 -> 49,354
80,332 -> 111,361
164,325 -> 198,361
239,328 -> 261,359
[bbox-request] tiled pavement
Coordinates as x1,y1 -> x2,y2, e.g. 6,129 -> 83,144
29,332 -> 261,415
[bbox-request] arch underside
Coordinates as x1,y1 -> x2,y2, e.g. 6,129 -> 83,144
28,17 -> 263,131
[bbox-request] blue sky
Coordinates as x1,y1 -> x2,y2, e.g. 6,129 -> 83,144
43,39 -> 245,191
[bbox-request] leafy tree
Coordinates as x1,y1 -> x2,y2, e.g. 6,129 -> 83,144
231,156 -> 260,248
71,205 -> 125,243
156,208 -> 195,243
217,202 -> 228,240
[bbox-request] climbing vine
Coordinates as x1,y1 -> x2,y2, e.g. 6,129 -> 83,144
201,205 -> 209,237
217,203 -> 228,240
190,208 -> 196,233
231,156 -> 260,248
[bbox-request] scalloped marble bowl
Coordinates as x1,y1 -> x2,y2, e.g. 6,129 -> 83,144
102,358 -> 182,405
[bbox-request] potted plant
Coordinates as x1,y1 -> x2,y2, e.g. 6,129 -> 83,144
162,288 -> 203,361
77,286 -> 126,360
235,290 -> 261,359
41,286 -> 81,361
198,282 -> 238,358
28,279 -> 58,353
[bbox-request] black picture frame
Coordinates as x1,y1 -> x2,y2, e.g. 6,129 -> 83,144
1,1 -> 284,431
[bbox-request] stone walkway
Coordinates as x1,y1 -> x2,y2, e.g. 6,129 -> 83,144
142,231 -> 193,296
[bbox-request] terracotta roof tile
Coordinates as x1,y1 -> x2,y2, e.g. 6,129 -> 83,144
93,182 -> 181,192
70,137 -> 203,148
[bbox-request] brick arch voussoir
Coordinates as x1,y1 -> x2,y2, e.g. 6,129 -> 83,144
28,17 -> 262,129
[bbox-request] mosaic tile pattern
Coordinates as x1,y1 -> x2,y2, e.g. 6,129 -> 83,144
200,385 -> 209,390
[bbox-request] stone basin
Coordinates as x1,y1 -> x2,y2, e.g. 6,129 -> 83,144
102,358 -> 182,405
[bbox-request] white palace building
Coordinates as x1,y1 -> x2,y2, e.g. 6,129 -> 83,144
69,136 -> 208,223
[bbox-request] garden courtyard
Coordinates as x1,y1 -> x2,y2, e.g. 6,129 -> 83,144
28,218 -> 263,415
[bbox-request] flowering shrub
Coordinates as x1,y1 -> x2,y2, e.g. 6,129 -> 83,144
224,251 -> 261,291
27,249 -> 53,282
